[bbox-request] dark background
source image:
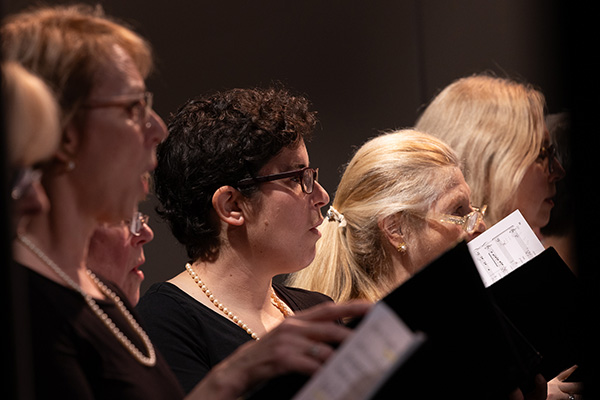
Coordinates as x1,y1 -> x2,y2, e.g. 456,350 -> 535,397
3,0 -> 571,294
3,0 -> 598,396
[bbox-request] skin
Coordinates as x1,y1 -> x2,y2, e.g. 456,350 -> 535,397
170,140 -> 330,338
12,176 -> 50,236
241,141 -> 330,276
87,216 -> 154,305
391,167 -> 485,280
72,44 -> 167,224
510,130 -> 565,238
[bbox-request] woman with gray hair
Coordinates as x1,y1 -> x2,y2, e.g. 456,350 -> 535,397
288,129 -> 485,303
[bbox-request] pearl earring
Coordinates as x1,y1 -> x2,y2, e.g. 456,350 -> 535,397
66,160 -> 76,172
397,242 -> 407,254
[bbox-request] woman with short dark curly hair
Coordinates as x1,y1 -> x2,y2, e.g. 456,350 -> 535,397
137,87 -> 336,393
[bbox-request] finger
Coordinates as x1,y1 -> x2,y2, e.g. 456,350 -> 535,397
291,300 -> 371,323
266,317 -> 354,346
558,381 -> 583,395
555,365 -> 578,381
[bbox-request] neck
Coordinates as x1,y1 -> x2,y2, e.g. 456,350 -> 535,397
13,181 -> 102,297
192,253 -> 275,311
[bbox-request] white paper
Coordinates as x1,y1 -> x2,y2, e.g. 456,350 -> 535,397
467,209 -> 545,287
292,302 -> 424,400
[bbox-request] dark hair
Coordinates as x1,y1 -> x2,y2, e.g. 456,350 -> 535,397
154,87 -> 318,261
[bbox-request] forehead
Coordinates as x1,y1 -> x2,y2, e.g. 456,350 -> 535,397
259,141 -> 309,174
90,44 -> 145,97
432,168 -> 471,210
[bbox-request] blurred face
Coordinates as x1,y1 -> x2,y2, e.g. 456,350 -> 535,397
511,129 -> 565,236
73,44 -> 167,224
11,167 -> 50,236
242,141 -> 330,275
87,214 -> 154,305
404,168 -> 485,273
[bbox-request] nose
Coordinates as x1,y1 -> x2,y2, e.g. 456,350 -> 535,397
131,222 -> 154,246
145,110 -> 168,145
313,181 -> 330,210
549,158 -> 566,182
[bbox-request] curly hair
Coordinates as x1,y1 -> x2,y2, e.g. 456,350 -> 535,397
154,87 -> 318,261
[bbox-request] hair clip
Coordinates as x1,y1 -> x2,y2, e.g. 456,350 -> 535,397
326,206 -> 347,228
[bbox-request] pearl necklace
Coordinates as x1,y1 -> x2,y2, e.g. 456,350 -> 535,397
185,263 -> 293,340
17,234 -> 156,367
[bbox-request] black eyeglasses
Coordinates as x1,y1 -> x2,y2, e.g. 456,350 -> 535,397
236,167 -> 319,194
126,211 -> 150,236
537,143 -> 557,174
84,91 -> 154,126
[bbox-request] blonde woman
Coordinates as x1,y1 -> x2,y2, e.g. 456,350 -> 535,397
287,129 -> 485,303
3,61 -> 60,233
415,74 -> 578,400
415,74 -> 565,237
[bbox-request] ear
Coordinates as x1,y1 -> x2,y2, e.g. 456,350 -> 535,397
54,121 -> 80,166
378,213 -> 405,250
212,186 -> 245,226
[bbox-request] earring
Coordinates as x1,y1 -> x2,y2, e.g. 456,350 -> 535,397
66,160 -> 76,172
397,242 -> 407,254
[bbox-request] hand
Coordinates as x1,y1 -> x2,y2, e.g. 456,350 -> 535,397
547,365 -> 583,400
508,374 -> 547,400
189,300 -> 371,400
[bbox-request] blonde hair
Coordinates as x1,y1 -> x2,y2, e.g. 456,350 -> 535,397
287,129 -> 460,303
2,61 -> 60,166
415,74 -> 546,226
1,4 -> 153,128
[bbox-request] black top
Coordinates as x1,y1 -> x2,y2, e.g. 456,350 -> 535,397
20,263 -> 185,399
136,281 -> 332,393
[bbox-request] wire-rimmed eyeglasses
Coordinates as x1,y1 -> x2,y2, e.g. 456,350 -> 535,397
438,205 -> 487,234
126,211 -> 150,236
236,167 -> 319,194
84,91 -> 154,126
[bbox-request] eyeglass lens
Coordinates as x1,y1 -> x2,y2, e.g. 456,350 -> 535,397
129,212 -> 149,236
11,167 -> 43,200
302,168 -> 317,194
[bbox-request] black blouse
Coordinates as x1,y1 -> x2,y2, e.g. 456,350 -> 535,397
136,281 -> 332,394
20,263 -> 185,399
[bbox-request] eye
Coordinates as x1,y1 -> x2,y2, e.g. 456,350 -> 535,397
125,100 -> 144,118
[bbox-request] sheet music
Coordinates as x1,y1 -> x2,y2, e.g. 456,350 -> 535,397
292,302 -> 424,400
467,210 -> 545,287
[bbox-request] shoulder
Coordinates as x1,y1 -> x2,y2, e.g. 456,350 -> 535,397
137,282 -> 193,316
273,282 -> 333,311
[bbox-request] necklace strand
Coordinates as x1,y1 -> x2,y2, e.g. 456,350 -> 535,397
17,234 -> 156,367
185,263 -> 293,341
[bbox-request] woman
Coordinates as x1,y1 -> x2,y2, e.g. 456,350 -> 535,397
414,74 -> 578,400
4,4 -> 182,397
287,129 -> 485,303
4,5 -> 367,399
136,86 -> 335,393
87,208 -> 154,305
414,74 -> 565,237
288,129 -> 550,399
3,61 -> 60,234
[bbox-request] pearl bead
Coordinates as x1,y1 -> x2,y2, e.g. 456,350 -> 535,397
184,262 -> 292,341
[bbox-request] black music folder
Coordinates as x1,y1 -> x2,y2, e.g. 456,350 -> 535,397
372,240 -> 539,399
487,246 -> 588,381
247,241 -> 541,399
